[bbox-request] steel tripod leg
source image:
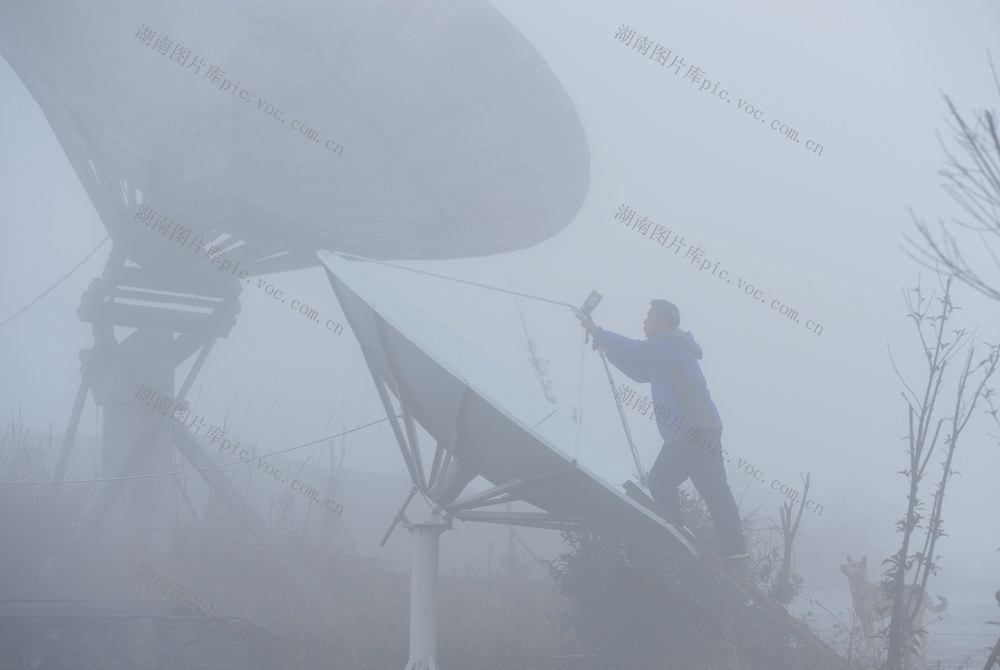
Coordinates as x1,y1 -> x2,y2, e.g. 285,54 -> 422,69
166,424 -> 328,608
43,423 -> 155,576
53,377 -> 89,480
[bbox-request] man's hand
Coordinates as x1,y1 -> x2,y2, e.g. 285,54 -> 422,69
580,317 -> 598,336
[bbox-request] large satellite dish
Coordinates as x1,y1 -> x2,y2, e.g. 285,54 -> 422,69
0,0 -> 590,270
1,2 -> 591,650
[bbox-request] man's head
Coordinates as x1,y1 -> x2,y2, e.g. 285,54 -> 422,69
644,299 -> 680,338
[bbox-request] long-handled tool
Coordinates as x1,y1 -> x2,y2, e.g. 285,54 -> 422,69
571,291 -> 647,487
597,347 -> 646,487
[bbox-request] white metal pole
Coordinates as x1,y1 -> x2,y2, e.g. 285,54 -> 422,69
404,520 -> 446,670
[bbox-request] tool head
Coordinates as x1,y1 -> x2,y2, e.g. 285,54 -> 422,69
574,290 -> 603,319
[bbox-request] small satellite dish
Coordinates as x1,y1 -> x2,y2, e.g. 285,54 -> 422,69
318,250 -> 694,548
319,250 -> 848,670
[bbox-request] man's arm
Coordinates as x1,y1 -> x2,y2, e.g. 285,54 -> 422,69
603,347 -> 650,383
592,327 -> 653,361
580,320 -> 653,382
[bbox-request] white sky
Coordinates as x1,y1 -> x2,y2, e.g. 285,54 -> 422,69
1,0 -> 998,599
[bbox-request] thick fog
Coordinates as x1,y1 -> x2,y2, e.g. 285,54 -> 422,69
1,1 -> 999,668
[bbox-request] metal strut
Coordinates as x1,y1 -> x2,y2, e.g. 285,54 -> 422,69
596,347 -> 647,487
447,468 -> 576,512
380,485 -> 420,547
444,468 -> 588,531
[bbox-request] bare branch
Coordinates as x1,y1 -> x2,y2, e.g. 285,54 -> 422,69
906,69 -> 1000,302
885,275 -> 1000,670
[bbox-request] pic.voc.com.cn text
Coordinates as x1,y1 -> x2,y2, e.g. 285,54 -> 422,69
615,383 -> 824,516
133,203 -> 346,338
133,24 -> 344,158
134,384 -> 344,516
614,203 -> 824,338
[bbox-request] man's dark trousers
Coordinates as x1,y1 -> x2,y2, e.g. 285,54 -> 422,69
647,430 -> 745,554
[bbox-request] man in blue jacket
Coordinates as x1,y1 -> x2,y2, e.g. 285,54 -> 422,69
581,299 -> 748,562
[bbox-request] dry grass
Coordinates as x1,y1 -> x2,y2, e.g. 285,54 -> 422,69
0,414 -> 586,669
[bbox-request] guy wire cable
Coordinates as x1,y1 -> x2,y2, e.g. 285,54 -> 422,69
335,252 -> 578,311
0,235 -> 110,328
0,415 -> 398,486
